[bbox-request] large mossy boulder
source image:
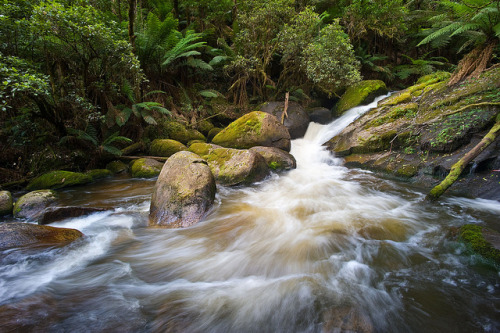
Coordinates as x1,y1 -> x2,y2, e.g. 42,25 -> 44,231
459,224 -> 500,263
149,151 -> 216,228
201,146 -> 270,186
0,222 -> 83,250
259,101 -> 310,139
26,171 -> 92,191
212,111 -> 291,152
106,160 -> 128,174
249,146 -> 297,172
130,158 -> 164,178
13,190 -> 57,220
86,169 -> 113,180
150,139 -> 187,157
0,191 -> 13,216
147,120 -> 206,144
334,80 -> 388,116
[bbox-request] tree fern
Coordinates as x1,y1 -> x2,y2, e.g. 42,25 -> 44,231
162,30 -> 207,67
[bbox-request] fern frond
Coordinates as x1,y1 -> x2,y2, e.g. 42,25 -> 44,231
101,145 -> 124,156
418,22 -> 463,46
186,58 -> 213,71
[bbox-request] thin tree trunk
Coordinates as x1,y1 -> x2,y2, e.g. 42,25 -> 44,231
128,0 -> 137,51
427,116 -> 500,200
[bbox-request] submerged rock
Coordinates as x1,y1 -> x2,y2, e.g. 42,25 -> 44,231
322,306 -> 374,333
130,158 -> 164,178
26,171 -> 92,191
39,206 -> 109,225
334,80 -> 388,116
459,224 -> 500,263
13,190 -> 57,220
149,151 -> 216,228
0,222 -> 83,250
150,139 -> 187,157
260,101 -> 310,139
249,146 -> 297,172
212,111 -> 291,151
0,190 -> 13,216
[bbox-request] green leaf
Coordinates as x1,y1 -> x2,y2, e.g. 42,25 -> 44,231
116,107 -> 133,127
199,90 -> 219,98
186,58 -> 213,71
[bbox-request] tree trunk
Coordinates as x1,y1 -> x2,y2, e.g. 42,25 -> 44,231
427,116 -> 500,200
128,0 -> 137,51
448,40 -> 498,86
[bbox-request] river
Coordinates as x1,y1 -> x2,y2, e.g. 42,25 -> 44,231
1,96 -> 499,332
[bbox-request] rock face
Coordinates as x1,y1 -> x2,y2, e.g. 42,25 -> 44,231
327,68 -> 500,200
308,107 -> 332,125
13,190 -> 57,220
26,171 -> 92,191
334,80 -> 388,116
130,158 -> 164,178
0,190 -> 13,216
0,222 -> 83,250
260,101 -> 310,139
146,120 -> 206,144
249,146 -> 297,172
212,111 -> 291,152
150,139 -> 187,157
149,151 -> 216,228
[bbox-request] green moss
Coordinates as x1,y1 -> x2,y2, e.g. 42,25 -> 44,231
367,103 -> 418,128
145,120 -> 206,144
269,161 -> 280,170
106,160 -> 128,174
26,171 -> 92,191
150,139 -> 187,157
396,164 -> 418,177
383,91 -> 412,106
13,190 -> 57,217
460,224 -> 500,263
212,112 -> 265,148
207,128 -> 222,142
86,169 -> 112,180
335,80 -> 388,115
354,130 -> 397,153
130,158 -> 163,178
0,191 -> 13,216
416,71 -> 451,85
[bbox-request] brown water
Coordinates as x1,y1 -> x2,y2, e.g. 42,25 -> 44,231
1,97 -> 499,332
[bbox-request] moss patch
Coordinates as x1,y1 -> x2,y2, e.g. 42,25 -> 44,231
367,103 -> 418,128
86,169 -> 112,180
27,171 -> 92,191
130,158 -> 163,178
150,139 -> 187,157
106,160 -> 128,174
335,80 -> 388,116
460,224 -> 500,263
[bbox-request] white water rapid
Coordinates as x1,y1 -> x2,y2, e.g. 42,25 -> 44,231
1,96 -> 499,332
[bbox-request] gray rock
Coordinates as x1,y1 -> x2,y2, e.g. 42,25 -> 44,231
260,101 -> 310,139
13,190 -> 57,220
0,190 -> 13,216
149,151 -> 216,228
250,146 -> 297,172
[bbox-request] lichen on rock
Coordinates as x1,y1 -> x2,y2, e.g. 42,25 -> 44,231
150,139 -> 187,157
130,158 -> 164,178
13,190 -> 57,220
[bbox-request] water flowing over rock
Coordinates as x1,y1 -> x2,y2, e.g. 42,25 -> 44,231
0,190 -> 13,216
13,190 -> 57,220
334,80 -> 388,116
307,107 -> 332,125
0,222 -> 83,250
212,111 -> 291,152
149,151 -> 216,228
38,206 -> 109,225
260,101 -> 310,139
249,146 -> 297,172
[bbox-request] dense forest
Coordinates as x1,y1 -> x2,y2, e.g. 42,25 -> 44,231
1,0 -> 499,184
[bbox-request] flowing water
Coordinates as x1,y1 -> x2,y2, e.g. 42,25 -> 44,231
1,97 -> 500,332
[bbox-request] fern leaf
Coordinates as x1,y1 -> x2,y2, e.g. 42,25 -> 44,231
186,58 -> 213,71
493,22 -> 500,37
199,90 -> 219,98
102,145 -> 124,156
177,50 -> 201,58
116,107 -> 133,127
209,55 -> 229,66
450,23 -> 481,37
418,22 -> 463,46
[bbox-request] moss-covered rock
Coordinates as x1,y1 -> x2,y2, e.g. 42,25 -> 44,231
106,160 -> 128,174
259,101 -> 310,139
149,151 -> 216,228
86,169 -> 113,180
146,120 -> 206,144
0,222 -> 83,250
249,146 -> 297,172
212,111 -> 291,152
201,147 -> 270,186
130,158 -> 164,178
150,139 -> 187,157
459,224 -> 500,263
207,127 -> 222,142
188,142 -> 221,157
0,191 -> 13,216
196,119 -> 215,136
26,171 -> 92,191
13,190 -> 57,220
334,80 -> 388,116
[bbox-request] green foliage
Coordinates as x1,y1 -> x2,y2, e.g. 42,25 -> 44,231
393,54 -> 449,80
115,101 -> 171,127
162,30 -> 212,70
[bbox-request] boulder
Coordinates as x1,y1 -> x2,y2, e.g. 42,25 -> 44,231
260,101 -> 310,139
39,206 -> 109,225
26,171 -> 92,191
199,147 -> 270,186
212,111 -> 291,152
130,158 -> 164,178
0,222 -> 83,250
249,146 -> 297,172
334,80 -> 388,116
196,119 -> 215,136
0,190 -> 13,216
149,151 -> 216,228
459,224 -> 500,263
308,107 -> 332,124
150,139 -> 187,157
147,120 -> 206,144
86,169 -> 113,180
207,127 -> 222,142
13,190 -> 57,220
106,160 -> 128,174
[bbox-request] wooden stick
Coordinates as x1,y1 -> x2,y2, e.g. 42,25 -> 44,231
281,92 -> 289,124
